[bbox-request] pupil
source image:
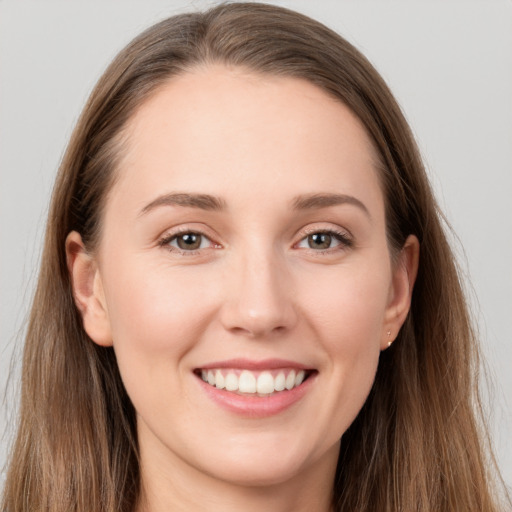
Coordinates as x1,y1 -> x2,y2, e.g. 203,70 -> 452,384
309,233 -> 331,249
178,233 -> 201,250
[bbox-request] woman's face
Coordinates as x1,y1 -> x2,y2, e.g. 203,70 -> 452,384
70,66 -> 416,489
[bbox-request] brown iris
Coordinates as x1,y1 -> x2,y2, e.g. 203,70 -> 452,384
308,233 -> 332,249
176,233 -> 202,250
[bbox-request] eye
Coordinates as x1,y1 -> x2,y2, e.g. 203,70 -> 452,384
296,230 -> 352,251
160,231 -> 214,252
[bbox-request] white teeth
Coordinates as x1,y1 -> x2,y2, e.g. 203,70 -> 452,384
285,370 -> 296,390
215,370 -> 225,389
225,373 -> 238,391
295,370 -> 305,386
256,371 -> 274,394
274,372 -> 286,392
200,368 -> 309,395
239,370 -> 256,393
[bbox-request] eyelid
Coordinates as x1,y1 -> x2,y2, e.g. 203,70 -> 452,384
156,223 -> 353,255
158,225 -> 222,255
300,225 -> 351,237
293,224 -> 354,252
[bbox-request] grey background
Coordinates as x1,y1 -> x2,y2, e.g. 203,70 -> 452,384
1,0 -> 511,491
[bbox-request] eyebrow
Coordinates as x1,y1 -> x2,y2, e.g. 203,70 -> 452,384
291,193 -> 371,218
139,192 -> 227,216
138,191 -> 370,218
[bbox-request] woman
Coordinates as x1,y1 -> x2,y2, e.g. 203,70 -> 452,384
1,3 -> 509,511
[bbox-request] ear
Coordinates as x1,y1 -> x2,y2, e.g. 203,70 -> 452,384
66,231 -> 113,347
381,234 -> 419,350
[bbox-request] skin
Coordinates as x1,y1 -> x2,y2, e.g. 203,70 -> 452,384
67,65 -> 418,512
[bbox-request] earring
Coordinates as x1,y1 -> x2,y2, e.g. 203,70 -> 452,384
386,330 -> 392,347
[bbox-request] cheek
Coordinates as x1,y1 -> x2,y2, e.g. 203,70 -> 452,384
297,262 -> 389,431
101,257 -> 220,372
100,257 -> 226,428
300,261 -> 390,351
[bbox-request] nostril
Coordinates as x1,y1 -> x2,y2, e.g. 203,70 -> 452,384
227,323 -> 288,338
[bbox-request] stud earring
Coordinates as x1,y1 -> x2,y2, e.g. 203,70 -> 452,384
386,330 -> 392,347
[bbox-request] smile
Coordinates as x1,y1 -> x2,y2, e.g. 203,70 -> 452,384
198,368 -> 309,396
194,359 -> 317,417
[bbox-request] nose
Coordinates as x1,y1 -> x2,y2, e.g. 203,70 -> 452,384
219,248 -> 298,338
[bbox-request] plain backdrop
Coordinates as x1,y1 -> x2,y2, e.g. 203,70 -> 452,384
1,0 -> 511,492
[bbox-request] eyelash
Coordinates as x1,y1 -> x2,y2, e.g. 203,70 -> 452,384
158,227 -> 353,256
296,228 -> 353,253
158,228 -> 219,256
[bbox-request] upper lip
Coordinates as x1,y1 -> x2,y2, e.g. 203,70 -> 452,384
196,358 -> 313,371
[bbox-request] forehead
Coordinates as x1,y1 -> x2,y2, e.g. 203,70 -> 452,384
109,65 -> 384,218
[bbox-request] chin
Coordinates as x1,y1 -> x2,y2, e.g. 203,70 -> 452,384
196,433 -> 335,489
204,456 -> 305,488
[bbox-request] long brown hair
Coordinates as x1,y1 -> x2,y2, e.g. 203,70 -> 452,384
2,3 -> 508,511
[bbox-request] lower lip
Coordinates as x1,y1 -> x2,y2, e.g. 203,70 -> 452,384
196,373 -> 316,418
